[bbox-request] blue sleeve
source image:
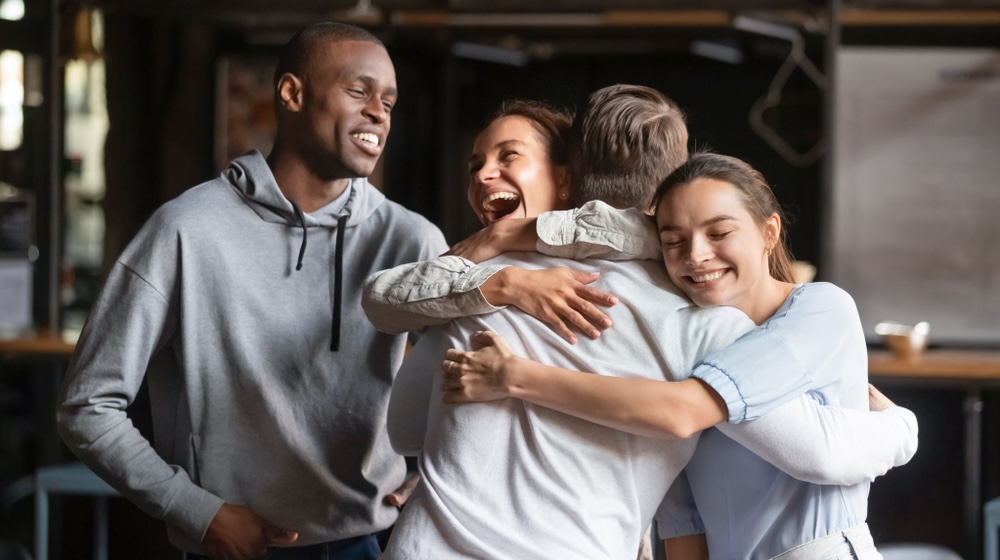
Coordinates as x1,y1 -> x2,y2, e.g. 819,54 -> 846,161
691,283 -> 862,423
655,470 -> 705,538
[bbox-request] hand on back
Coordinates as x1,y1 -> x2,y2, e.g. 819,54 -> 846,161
202,503 -> 298,560
442,331 -> 517,403
485,266 -> 618,344
867,383 -> 896,412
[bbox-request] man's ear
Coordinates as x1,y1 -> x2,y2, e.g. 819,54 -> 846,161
277,73 -> 303,113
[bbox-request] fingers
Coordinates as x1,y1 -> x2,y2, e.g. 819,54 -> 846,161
570,269 -> 602,285
386,474 -> 420,507
263,525 -> 299,546
441,358 -> 461,378
471,330 -> 503,347
868,383 -> 896,412
577,284 -> 619,308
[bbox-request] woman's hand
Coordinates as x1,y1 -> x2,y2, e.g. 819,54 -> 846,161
868,383 -> 896,412
442,331 -> 519,403
482,266 -> 618,344
445,218 -> 537,263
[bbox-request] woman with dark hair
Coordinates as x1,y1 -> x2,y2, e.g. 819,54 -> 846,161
363,98 -> 618,342
443,152 -> 900,560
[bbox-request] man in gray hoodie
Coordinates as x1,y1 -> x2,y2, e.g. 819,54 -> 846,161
57,22 -> 447,560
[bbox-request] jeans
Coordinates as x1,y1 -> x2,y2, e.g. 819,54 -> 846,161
186,533 -> 381,560
771,523 -> 884,560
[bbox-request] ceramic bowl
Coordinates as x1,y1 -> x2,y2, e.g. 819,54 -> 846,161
874,321 -> 930,360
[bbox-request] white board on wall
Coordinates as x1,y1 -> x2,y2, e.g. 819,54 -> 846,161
828,47 -> 1000,345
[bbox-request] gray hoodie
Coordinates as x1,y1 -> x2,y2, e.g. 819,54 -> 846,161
57,151 -> 448,552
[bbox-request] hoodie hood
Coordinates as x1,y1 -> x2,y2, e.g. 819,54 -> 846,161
222,150 -> 386,229
221,150 -> 386,351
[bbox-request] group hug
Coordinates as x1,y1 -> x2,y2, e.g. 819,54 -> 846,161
55,20 -> 917,560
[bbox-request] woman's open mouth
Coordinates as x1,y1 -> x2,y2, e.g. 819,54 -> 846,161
482,192 -> 522,223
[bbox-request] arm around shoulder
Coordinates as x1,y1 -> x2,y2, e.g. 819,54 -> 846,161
362,256 -> 510,334
535,200 -> 661,260
716,394 -> 919,485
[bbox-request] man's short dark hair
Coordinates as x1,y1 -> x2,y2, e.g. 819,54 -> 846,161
574,84 -> 688,211
274,22 -> 384,87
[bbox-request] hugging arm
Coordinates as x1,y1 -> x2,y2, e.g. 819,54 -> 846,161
443,331 -> 727,439
535,200 -> 661,260
362,255 -> 510,334
444,331 -> 918,483
717,387 -> 918,485
387,329 -> 454,455
363,255 -> 618,344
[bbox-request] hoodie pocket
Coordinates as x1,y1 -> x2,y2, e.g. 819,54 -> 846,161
187,434 -> 201,486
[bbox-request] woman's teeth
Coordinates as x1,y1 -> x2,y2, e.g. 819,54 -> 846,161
353,132 -> 379,146
482,192 -> 519,212
691,270 -> 724,283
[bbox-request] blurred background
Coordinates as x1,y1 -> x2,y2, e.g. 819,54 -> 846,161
0,0 -> 998,558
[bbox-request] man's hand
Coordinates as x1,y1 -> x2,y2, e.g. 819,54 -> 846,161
202,503 -> 298,560
445,218 -> 538,263
386,474 -> 420,508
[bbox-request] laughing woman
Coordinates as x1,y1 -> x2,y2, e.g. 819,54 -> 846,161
443,153 -> 901,560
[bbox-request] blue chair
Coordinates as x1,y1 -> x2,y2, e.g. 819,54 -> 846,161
33,461 -> 120,560
986,496 -> 1000,560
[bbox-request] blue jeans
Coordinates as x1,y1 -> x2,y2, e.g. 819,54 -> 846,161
186,533 -> 381,560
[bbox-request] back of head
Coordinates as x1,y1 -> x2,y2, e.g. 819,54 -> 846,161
273,22 -> 384,107
574,84 -> 688,211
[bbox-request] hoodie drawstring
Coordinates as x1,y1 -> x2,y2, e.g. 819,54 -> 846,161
289,200 -> 308,271
288,201 -> 346,352
331,214 -> 348,352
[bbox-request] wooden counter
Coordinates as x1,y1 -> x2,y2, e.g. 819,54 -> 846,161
0,330 -> 77,359
869,347 -> 1000,560
869,348 -> 1000,383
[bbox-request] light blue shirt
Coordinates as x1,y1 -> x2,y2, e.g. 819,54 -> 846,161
658,282 -> 872,559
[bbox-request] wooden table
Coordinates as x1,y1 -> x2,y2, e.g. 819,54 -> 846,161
0,330 -> 77,359
0,330 -> 78,466
869,348 -> 1000,560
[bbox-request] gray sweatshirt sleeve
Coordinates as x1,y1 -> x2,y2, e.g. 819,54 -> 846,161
716,398 -> 919,485
535,200 -> 661,261
57,264 -> 224,543
362,255 -> 509,334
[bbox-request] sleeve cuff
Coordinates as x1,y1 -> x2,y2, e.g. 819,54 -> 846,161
691,362 -> 749,424
163,475 -> 226,543
654,518 -> 706,539
691,329 -> 811,424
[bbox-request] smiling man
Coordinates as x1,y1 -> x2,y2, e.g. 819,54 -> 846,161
57,22 -> 447,560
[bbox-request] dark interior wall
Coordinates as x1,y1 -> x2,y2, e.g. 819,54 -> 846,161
102,14 -> 217,273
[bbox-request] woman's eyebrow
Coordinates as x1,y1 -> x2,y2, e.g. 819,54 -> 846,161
658,215 -> 737,233
494,139 -> 526,149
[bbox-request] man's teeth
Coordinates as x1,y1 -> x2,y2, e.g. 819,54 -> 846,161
482,192 -> 519,212
692,270 -> 724,283
352,132 -> 379,146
